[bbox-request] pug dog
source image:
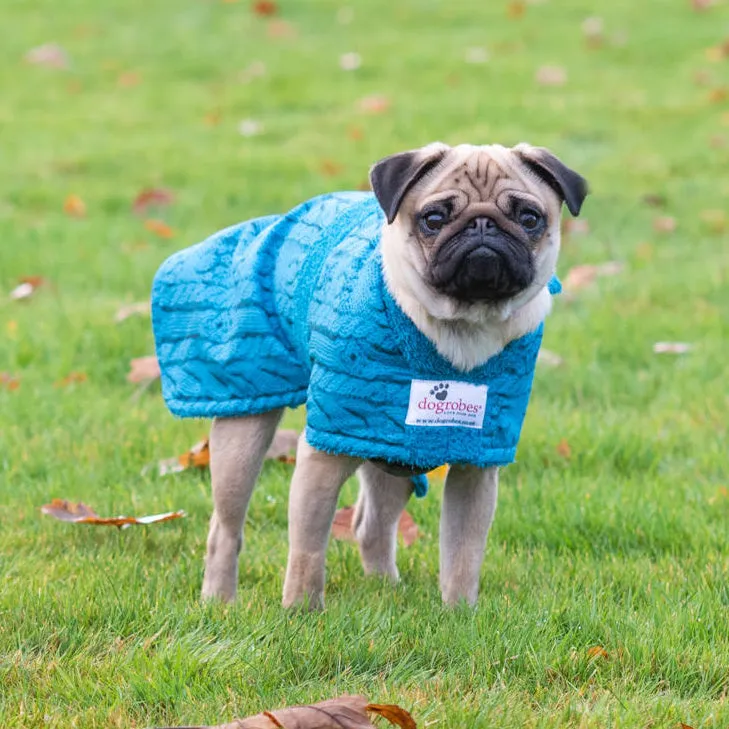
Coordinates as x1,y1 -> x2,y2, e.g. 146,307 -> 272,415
151,142 -> 588,609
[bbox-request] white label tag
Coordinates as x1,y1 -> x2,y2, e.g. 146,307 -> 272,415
405,380 -> 488,429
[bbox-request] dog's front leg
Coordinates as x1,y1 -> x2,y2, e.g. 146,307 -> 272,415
439,465 -> 499,606
282,440 -> 361,609
201,410 -> 283,602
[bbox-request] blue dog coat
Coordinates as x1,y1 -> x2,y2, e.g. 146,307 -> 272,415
152,192 -> 559,495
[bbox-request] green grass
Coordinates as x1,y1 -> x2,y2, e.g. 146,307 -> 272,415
1,0 -> 728,726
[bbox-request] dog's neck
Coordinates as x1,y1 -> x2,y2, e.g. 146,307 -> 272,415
380,224 -> 553,372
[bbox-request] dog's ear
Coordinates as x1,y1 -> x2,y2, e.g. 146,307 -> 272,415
514,144 -> 589,217
370,143 -> 449,224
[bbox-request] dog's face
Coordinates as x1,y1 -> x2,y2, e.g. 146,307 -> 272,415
370,143 -> 588,308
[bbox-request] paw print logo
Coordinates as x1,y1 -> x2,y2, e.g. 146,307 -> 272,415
430,382 -> 449,401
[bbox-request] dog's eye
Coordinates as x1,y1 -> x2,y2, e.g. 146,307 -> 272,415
519,209 -> 542,231
420,211 -> 447,234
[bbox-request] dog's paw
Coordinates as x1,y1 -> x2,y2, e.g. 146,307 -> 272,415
430,382 -> 449,401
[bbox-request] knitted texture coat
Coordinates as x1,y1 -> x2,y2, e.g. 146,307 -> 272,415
152,192 -> 559,491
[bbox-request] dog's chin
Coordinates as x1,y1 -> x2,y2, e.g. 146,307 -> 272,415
429,240 -> 536,305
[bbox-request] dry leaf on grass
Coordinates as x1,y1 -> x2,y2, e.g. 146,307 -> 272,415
54,371 -> 87,388
144,219 -> 175,238
357,95 -> 390,114
563,261 -> 623,293
132,188 -> 174,216
64,194 -> 86,218
252,0 -> 278,16
1,372 -> 21,391
25,43 -> 69,69
652,216 -> 677,233
115,301 -> 151,323
555,438 -> 572,459
127,355 -> 161,383
9,275 -> 47,301
266,429 -> 299,463
653,342 -> 692,354
506,1 -> 526,18
535,65 -> 567,86
41,499 -> 184,528
537,349 -> 564,367
587,645 -> 609,659
332,507 -> 420,547
154,694 -> 415,729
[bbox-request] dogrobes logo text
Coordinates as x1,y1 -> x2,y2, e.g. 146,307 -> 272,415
417,395 -> 484,416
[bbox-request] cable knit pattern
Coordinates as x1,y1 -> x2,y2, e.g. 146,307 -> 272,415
152,192 -> 559,485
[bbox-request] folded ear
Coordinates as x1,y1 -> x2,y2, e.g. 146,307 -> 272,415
369,143 -> 449,224
514,144 -> 589,216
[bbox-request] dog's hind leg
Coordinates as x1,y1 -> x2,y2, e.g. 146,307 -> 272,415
353,463 -> 413,581
439,465 -> 499,607
282,440 -> 361,609
201,409 -> 283,602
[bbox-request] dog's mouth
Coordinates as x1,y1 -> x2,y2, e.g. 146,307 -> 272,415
428,217 -> 535,303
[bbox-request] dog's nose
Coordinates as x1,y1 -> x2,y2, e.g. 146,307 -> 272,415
465,216 -> 497,233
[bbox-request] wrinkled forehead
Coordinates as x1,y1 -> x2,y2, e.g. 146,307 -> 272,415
416,144 -> 551,203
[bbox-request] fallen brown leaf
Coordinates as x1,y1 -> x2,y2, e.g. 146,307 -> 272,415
266,429 -> 299,463
563,261 -> 623,293
699,209 -> 727,233
132,188 -> 174,216
115,301 -> 151,323
127,355 -> 161,383
178,439 -> 210,469
153,694 -> 415,729
267,19 -> 297,39
252,0 -> 278,16
653,342 -> 692,354
25,43 -> 69,69
707,87 -> 728,104
679,724 -> 696,729
653,216 -> 677,233
555,438 -> 572,459
63,194 -> 86,218
506,1 -> 526,18
144,219 -> 175,238
357,95 -> 390,114
535,65 -> 567,86
587,645 -> 609,659
319,159 -> 343,177
9,276 -> 47,301
54,371 -> 87,388
537,349 -> 564,367
0,372 -> 21,391
332,507 -> 420,546
41,499 -> 185,528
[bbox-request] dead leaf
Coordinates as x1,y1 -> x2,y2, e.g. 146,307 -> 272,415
699,209 -> 727,233
63,194 -> 86,218
653,342 -> 692,354
132,188 -> 174,216
348,126 -> 364,141
252,0 -> 278,16
41,499 -> 184,528
679,724 -> 696,729
267,19 -> 297,39
563,261 -> 623,293
537,349 -> 564,367
9,276 -> 46,301
707,87 -> 728,104
582,17 -> 604,48
561,218 -> 590,237
265,429 -> 299,463
357,95 -> 390,114
144,219 -> 175,238
535,65 -> 567,86
0,372 -> 21,391
555,439 -> 572,459
115,301 -> 151,323
340,52 -> 362,71
238,119 -> 263,137
653,216 -> 677,233
320,159 -> 343,177
153,694 -> 415,729
506,1 -> 526,18
127,355 -> 161,383
178,439 -> 210,469
54,371 -> 87,388
332,507 -> 420,546
587,645 -> 609,659
25,43 -> 69,69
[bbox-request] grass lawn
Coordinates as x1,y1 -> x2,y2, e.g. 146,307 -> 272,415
1,0 -> 728,726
